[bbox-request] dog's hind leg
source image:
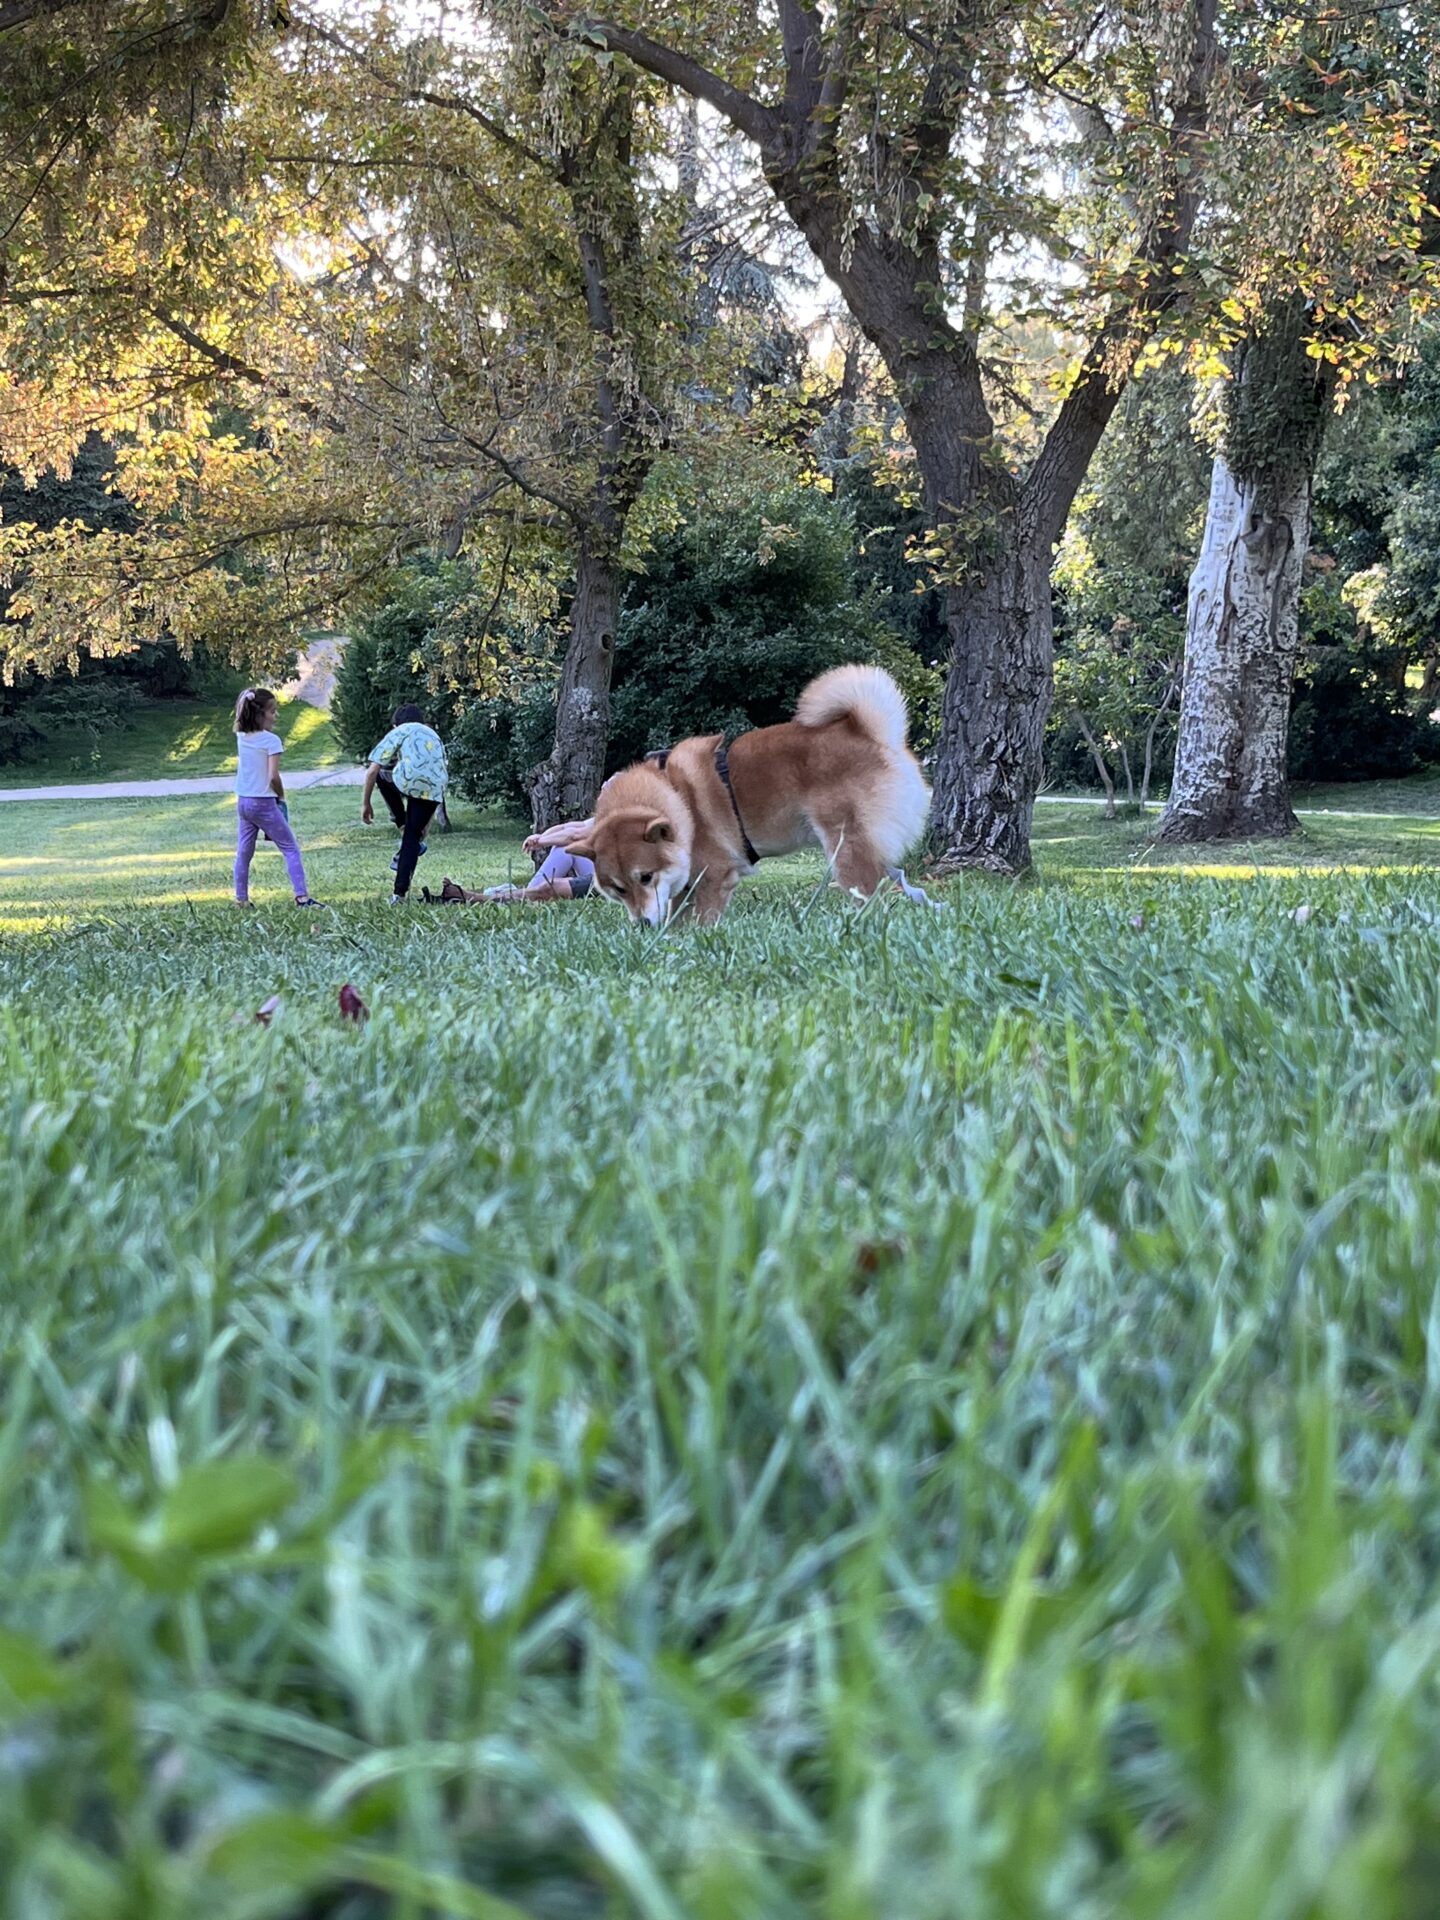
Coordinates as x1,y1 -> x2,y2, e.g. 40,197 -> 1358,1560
811,818 -> 887,899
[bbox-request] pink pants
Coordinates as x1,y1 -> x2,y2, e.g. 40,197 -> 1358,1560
235,796 -> 309,902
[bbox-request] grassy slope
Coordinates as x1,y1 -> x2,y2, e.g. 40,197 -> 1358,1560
3,797 -> 1440,1916
0,689 -> 344,788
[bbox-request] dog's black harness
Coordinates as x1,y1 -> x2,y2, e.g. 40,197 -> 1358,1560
645,741 -> 758,865
714,741 -> 760,866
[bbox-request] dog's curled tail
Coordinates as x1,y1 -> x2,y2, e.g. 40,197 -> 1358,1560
794,663 -> 909,751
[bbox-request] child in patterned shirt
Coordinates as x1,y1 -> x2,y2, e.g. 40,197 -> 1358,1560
361,703 -> 449,902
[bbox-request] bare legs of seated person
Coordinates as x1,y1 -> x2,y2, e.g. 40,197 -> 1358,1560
437,844 -> 596,904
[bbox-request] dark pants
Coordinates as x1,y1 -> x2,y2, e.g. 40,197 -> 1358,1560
380,770 -> 448,837
376,770 -> 407,828
392,793 -> 438,897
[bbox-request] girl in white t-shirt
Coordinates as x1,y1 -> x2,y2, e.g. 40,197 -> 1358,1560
233,687 -> 320,907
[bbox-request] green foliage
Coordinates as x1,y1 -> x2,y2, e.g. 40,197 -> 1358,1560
1049,372 -> 1204,794
0,438 -> 232,767
1220,300 -> 1334,496
1289,634 -> 1439,783
333,556 -> 558,807
0,434 -> 135,543
1052,540 -> 1183,800
607,485 -> 941,767
447,686 -> 558,814
330,562 -> 468,761
1281,342 -> 1440,784
837,462 -> 949,668
5,791 -> 1440,1910
393,489 -> 944,810
0,643 -> 233,772
1320,332 -> 1440,668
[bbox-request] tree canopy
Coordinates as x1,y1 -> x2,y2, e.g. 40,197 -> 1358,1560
3,0 -> 1440,835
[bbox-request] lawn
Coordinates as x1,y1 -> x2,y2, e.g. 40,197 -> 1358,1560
0,687 -> 345,788
4,795 -> 1440,1917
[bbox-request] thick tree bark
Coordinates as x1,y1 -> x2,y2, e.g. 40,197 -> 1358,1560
526,539 -> 620,829
1156,452 -> 1313,841
928,522 -> 1055,871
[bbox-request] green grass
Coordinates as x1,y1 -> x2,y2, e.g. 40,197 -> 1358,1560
0,690 -> 344,788
4,795 -> 1440,1917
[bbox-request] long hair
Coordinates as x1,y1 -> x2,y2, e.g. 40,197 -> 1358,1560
235,687 -> 275,733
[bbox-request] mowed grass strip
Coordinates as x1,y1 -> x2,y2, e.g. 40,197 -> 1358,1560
2,793 -> 1440,1916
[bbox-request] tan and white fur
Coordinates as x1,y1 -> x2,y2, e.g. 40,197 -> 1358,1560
569,665 -> 933,926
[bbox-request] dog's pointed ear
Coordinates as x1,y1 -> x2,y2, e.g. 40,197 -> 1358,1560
567,837 -> 596,861
643,817 -> 673,844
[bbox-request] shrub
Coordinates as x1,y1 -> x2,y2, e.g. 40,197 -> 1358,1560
377,491 -> 943,813
447,688 -> 557,813
1288,645 -> 1440,782
606,486 -> 942,770
330,563 -> 467,761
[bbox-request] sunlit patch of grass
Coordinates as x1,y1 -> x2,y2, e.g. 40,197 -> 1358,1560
163,715 -> 222,767
283,702 -> 338,753
0,689 -> 344,788
1099,859 -> 1431,880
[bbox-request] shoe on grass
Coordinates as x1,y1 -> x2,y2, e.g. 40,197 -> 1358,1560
390,842 -> 429,871
294,896 -> 324,908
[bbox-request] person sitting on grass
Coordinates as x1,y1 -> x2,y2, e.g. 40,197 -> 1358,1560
424,752 -> 686,905
361,703 -> 448,903
233,686 -> 322,909
427,842 -> 596,905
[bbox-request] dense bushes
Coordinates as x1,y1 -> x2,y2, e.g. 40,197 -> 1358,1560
445,689 -> 557,814
330,562 -> 466,760
605,487 -> 940,770
338,488 -> 943,815
1288,645 -> 1440,782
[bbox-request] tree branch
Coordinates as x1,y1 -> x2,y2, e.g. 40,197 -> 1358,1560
293,11 -> 554,175
149,308 -> 339,430
778,0 -> 824,129
578,18 -> 779,148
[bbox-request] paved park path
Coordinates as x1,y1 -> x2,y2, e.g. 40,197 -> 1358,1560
0,765 -> 366,804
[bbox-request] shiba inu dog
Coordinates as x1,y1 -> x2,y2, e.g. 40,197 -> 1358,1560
568,665 -> 933,926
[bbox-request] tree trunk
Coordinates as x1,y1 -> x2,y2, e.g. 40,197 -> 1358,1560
1074,709 -> 1117,817
1156,452 -> 1313,842
926,523 -> 1054,873
1118,740 -> 1135,807
595,2 -> 1217,877
1158,298 -> 1330,844
525,540 -> 619,829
